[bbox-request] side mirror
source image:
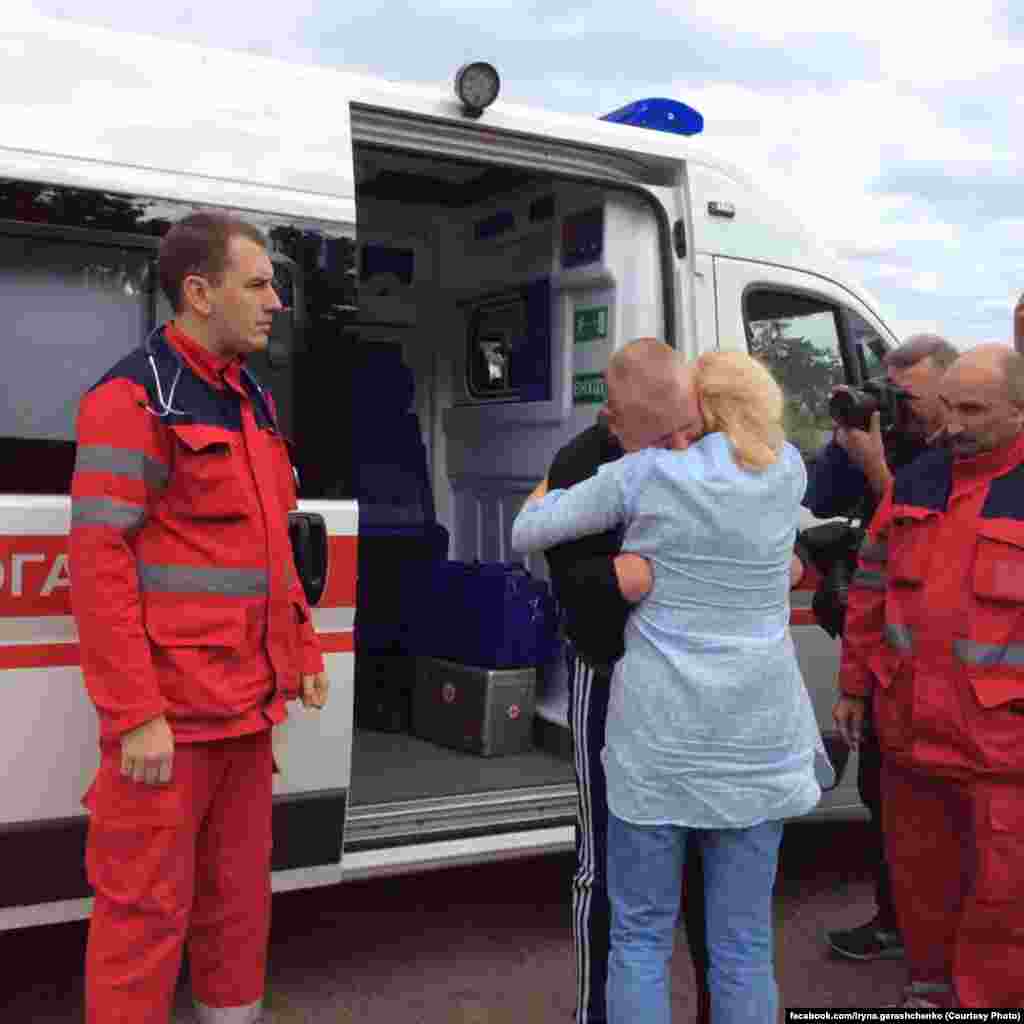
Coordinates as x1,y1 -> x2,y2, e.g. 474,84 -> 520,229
288,511 -> 328,607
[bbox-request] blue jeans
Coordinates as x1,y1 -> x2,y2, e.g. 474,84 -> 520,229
606,812 -> 783,1024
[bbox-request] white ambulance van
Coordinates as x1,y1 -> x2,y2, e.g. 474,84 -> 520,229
0,13 -> 894,931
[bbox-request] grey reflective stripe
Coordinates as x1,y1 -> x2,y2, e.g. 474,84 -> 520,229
885,623 -> 914,651
194,999 -> 262,1023
71,497 -> 146,530
138,564 -> 268,596
851,569 -> 887,590
74,445 -> 169,491
859,540 -> 889,564
954,638 -> 1024,668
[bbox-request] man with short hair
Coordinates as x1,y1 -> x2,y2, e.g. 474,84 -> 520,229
542,337 -> 711,1024
806,333 -> 958,522
70,211 -> 328,1023
805,333 -> 957,963
835,345 -> 1024,1008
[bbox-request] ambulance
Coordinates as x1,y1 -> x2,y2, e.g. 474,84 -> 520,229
0,12 -> 895,931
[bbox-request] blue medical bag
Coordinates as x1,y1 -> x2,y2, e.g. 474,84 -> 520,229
406,560 -> 560,669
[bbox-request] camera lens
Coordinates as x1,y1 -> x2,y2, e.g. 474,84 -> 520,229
828,389 -> 878,432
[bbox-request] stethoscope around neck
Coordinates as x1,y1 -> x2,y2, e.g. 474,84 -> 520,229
141,324 -> 279,431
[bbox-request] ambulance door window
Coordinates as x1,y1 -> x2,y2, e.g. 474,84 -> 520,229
841,307 -> 888,383
744,289 -> 846,458
0,227 -> 157,494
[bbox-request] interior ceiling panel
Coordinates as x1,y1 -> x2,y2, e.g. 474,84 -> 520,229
355,147 -> 539,207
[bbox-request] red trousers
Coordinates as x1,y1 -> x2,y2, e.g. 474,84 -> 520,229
882,761 -> 1024,1008
84,730 -> 273,1023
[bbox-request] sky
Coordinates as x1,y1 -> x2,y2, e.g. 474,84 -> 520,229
21,0 -> 1024,348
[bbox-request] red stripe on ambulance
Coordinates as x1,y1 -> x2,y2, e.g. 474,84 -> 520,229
0,534 -> 358,615
0,644 -> 81,670
0,536 -> 72,617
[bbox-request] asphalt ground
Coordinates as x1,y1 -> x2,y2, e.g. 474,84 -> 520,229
1,820 -> 906,1022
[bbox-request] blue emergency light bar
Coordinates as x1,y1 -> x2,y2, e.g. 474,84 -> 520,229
600,98 -> 704,136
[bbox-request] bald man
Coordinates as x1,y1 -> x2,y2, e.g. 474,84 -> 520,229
834,344 -> 1024,1009
538,338 -> 711,1024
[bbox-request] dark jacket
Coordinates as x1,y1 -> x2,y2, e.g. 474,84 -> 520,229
543,422 -> 630,669
804,434 -> 929,522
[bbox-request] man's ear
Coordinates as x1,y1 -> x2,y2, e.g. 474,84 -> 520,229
181,274 -> 214,318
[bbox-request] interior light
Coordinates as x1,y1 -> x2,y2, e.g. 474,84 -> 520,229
455,62 -> 500,118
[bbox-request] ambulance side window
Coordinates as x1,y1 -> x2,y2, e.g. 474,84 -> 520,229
744,290 -> 846,458
0,179 -> 357,498
0,222 -> 161,495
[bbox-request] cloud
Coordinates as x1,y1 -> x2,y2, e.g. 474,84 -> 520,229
871,164 -> 1024,223
663,80 -> 968,258
872,264 -> 942,291
10,0 -> 1024,347
668,0 -> 1024,86
26,0 -> 324,64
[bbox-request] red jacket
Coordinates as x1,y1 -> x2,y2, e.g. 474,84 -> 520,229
69,323 -> 323,746
839,430 -> 1024,779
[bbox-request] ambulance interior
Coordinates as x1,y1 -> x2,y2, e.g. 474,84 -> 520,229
294,145 -> 670,809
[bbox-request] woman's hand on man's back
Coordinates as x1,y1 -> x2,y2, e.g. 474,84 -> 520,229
614,553 -> 653,603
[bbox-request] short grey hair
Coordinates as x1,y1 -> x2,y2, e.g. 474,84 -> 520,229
1003,349 -> 1024,408
883,333 -> 959,371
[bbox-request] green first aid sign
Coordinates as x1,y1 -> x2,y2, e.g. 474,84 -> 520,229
574,306 -> 609,344
573,373 -> 607,405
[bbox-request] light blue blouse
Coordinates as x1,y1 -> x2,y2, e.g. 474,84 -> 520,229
512,432 -> 832,829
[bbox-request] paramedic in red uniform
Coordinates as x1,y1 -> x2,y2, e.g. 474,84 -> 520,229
69,211 -> 328,1024
834,343 -> 1024,1009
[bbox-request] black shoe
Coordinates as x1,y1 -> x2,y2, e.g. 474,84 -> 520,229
826,914 -> 905,960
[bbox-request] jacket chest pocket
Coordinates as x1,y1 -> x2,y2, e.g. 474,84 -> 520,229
973,523 -> 1024,604
961,522 -> 1024,717
168,424 -> 248,520
887,505 -> 940,586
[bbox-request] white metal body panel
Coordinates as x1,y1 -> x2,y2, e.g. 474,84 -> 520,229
0,825 -> 577,932
0,14 -> 355,225
713,255 -> 898,354
0,496 -> 357,826
688,163 -> 894,338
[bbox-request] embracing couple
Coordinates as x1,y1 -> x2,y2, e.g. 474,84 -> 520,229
513,338 -> 828,1024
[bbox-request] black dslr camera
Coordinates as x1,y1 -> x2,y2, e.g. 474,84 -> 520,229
828,378 -> 910,433
796,521 -> 866,639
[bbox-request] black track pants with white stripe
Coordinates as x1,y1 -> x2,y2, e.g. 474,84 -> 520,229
567,652 -> 711,1024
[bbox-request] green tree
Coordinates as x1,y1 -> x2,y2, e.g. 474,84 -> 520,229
750,319 -> 843,455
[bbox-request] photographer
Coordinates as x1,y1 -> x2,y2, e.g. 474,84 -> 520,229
802,334 -> 957,963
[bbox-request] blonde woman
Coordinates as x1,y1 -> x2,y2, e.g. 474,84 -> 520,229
512,350 -> 830,1024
